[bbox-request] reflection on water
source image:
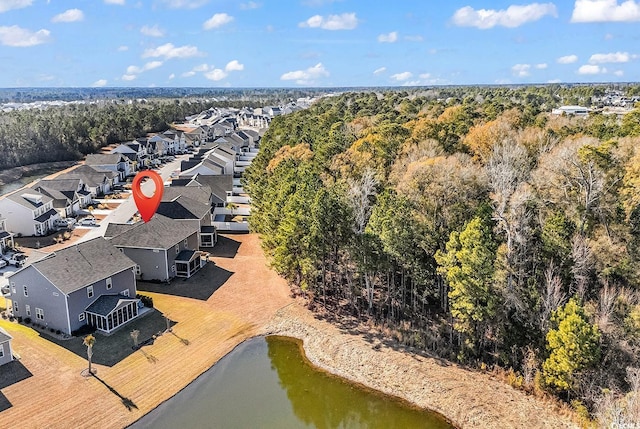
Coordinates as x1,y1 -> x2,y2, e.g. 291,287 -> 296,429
0,168 -> 62,196
132,336 -> 453,429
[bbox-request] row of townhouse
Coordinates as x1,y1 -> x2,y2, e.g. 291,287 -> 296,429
4,182 -> 218,336
110,129 -> 192,171
0,161 -> 126,238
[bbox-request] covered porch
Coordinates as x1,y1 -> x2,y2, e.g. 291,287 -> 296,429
175,250 -> 204,278
199,225 -> 217,247
85,295 -> 140,334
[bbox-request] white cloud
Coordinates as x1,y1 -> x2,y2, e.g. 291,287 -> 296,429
0,0 -> 32,13
391,71 -> 413,81
182,71 -> 196,77
92,79 -> 107,87
404,35 -> 424,42
535,63 -> 548,69
240,1 -> 260,9
122,74 -> 137,81
512,63 -> 531,77
280,63 -> 329,85
377,31 -> 398,43
225,60 -> 244,71
452,3 -> 558,29
557,54 -> 578,64
547,78 -> 562,83
142,43 -> 203,59
159,0 -> 208,9
299,13 -> 358,30
168,73 -> 175,79
193,63 -> 209,72
51,8 -> 84,23
419,73 -> 431,79
571,0 -> 640,22
373,67 -> 386,75
117,45 -> 129,51
605,33 -> 614,40
614,70 -> 624,76
0,26 -> 50,47
126,61 -> 163,75
204,68 -> 227,81
104,0 -> 125,4
141,25 -> 165,37
578,64 -> 607,74
203,13 -> 234,30
589,51 -> 635,63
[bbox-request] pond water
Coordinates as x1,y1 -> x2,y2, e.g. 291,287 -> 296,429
0,168 -> 62,196
132,336 -> 454,429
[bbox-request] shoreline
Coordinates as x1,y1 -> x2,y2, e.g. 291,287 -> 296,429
0,234 -> 578,429
264,301 -> 578,429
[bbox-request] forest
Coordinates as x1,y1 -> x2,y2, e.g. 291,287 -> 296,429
243,85 -> 640,426
0,87 -> 325,171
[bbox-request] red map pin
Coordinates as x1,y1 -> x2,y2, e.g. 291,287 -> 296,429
132,170 -> 164,223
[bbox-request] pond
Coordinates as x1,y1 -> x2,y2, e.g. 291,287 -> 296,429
0,167 -> 62,196
131,336 -> 453,429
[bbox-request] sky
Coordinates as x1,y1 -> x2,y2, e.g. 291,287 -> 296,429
0,0 -> 639,87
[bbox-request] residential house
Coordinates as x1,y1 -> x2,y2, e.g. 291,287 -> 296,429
0,190 -> 58,236
178,158 -> 225,178
57,165 -> 117,197
0,327 -> 13,366
6,237 -> 139,335
0,216 -> 15,255
110,144 -> 139,172
106,215 -> 203,281
85,153 -> 132,181
182,174 -> 233,208
157,190 -> 216,247
30,178 -> 92,219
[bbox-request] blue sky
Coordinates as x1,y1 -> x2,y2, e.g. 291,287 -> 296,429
0,0 -> 638,87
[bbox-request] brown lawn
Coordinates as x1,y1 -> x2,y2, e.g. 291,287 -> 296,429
0,233 -> 293,429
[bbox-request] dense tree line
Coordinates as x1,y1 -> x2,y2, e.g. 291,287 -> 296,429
0,99 -> 214,170
244,86 -> 640,424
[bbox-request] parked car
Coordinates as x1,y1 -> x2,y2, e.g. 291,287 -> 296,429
54,218 -> 76,228
3,253 -> 26,267
80,217 -> 97,226
0,259 -> 7,269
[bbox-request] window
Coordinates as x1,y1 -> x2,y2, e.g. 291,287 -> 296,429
106,278 -> 112,290
0,344 -> 4,358
25,305 -> 30,317
79,313 -> 85,322
175,244 -> 180,255
171,265 -> 175,273
11,282 -> 15,295
13,301 -> 18,313
183,239 -> 188,247
119,248 -> 124,253
122,289 -> 130,297
52,292 -> 59,297
135,265 -> 141,275
36,308 -> 44,320
87,286 -> 93,299
23,285 -> 28,297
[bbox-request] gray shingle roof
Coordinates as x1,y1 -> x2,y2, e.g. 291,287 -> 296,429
34,208 -> 58,223
162,186 -> 212,206
157,195 -> 209,220
5,190 -> 53,209
175,249 -> 197,262
0,327 -> 12,343
85,154 -> 124,165
85,295 -> 137,316
104,223 -> 136,238
32,237 -> 136,295
57,165 -> 111,188
108,214 -> 198,250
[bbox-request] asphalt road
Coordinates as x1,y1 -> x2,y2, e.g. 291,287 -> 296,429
79,154 -> 189,243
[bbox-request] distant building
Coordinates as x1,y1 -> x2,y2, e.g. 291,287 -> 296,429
551,105 -> 590,116
0,327 -> 13,366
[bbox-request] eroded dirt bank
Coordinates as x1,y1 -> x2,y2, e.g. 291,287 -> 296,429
265,302 -> 578,429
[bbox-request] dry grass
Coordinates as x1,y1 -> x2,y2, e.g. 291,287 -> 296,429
0,233 -> 292,429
